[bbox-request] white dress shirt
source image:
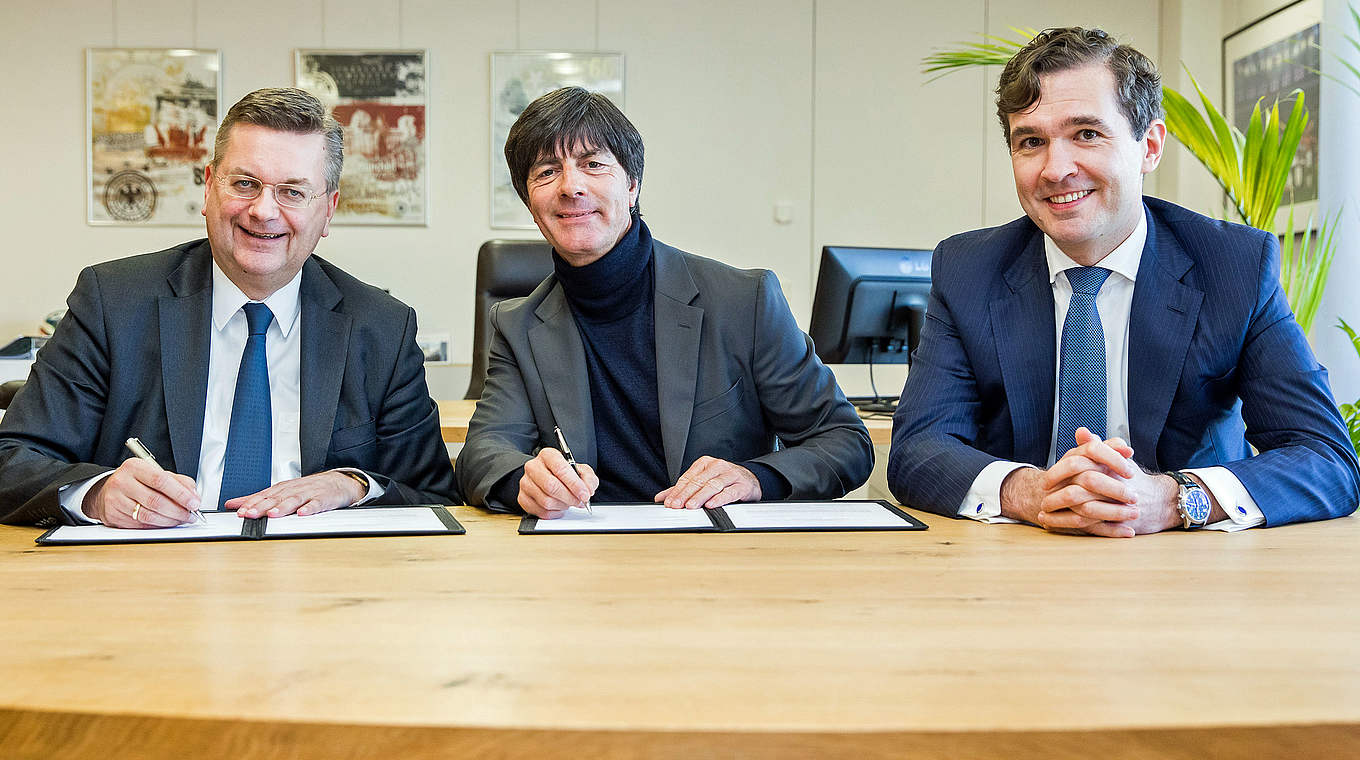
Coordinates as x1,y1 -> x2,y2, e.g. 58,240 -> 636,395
59,259 -> 380,521
956,213 -> 1265,531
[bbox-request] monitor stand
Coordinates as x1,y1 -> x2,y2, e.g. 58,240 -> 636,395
849,396 -> 897,415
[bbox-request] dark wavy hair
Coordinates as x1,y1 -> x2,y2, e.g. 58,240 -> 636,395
504,87 -> 644,216
996,27 -> 1163,146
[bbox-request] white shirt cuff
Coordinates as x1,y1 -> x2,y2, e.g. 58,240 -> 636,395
1183,466 -> 1265,532
57,471 -> 114,524
335,467 -> 385,505
956,461 -> 1029,524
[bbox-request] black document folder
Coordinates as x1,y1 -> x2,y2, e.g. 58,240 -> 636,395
518,499 -> 927,534
36,505 -> 464,546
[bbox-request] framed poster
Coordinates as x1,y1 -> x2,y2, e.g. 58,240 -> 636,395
490,52 -> 624,229
296,50 -> 428,225
87,48 -> 221,225
1224,0 -> 1320,231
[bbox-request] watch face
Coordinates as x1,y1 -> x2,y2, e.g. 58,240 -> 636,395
1185,489 -> 1212,523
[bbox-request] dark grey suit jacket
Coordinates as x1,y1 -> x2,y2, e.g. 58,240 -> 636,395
456,240 -> 873,510
0,239 -> 458,526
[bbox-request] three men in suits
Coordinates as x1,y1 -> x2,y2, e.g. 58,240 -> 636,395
889,28 -> 1359,535
0,88 -> 456,528
457,87 -> 872,518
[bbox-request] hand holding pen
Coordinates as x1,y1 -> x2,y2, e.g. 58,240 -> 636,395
124,438 -> 207,525
516,428 -> 599,520
79,437 -> 205,529
554,427 -> 593,516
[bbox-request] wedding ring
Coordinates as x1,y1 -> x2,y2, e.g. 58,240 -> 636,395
132,503 -> 142,521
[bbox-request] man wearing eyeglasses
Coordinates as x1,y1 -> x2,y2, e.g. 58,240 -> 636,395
0,88 -> 456,528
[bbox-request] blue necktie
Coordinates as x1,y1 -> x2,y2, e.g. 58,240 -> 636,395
1056,267 -> 1111,456
219,302 -> 274,508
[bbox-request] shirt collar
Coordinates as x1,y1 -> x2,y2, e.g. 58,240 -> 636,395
1044,207 -> 1146,286
211,261 -> 304,337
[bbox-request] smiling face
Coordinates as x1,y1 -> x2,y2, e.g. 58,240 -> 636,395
524,143 -> 639,267
202,124 -> 339,299
1006,63 -> 1165,265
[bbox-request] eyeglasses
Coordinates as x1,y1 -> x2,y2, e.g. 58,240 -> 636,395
218,174 -> 327,209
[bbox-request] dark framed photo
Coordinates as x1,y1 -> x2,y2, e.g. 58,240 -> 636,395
1223,0 -> 1321,230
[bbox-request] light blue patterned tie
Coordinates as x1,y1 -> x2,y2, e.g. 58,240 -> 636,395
1056,267 -> 1111,456
219,302 -> 274,508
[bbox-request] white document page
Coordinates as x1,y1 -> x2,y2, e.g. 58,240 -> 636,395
721,501 -> 909,529
264,507 -> 448,536
532,503 -> 716,532
45,510 -> 246,542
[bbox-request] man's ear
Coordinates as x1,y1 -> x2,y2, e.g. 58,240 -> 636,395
1141,119 -> 1167,174
202,163 -> 214,217
321,189 -> 339,237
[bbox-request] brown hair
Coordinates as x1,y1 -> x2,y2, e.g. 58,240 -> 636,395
996,27 -> 1163,146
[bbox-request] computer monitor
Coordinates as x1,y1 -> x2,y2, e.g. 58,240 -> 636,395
808,246 -> 932,411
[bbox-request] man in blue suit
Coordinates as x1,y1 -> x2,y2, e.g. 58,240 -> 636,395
888,27 -> 1358,536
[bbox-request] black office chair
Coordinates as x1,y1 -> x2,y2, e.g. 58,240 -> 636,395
0,380 -> 24,410
464,239 -> 554,399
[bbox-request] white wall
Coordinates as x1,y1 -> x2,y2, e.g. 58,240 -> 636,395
1317,0 -> 1360,406
4,0 -> 1301,401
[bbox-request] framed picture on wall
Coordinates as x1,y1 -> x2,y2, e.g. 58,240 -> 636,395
86,48 -> 221,225
1223,0 -> 1321,231
296,49 -> 428,225
490,52 -> 625,229
417,331 -> 451,365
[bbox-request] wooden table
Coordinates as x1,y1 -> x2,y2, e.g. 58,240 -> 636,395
3,509 -> 1358,759
438,398 -> 477,443
441,398 -> 894,445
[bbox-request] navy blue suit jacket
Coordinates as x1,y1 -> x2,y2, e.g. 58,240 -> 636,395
888,197 -> 1358,526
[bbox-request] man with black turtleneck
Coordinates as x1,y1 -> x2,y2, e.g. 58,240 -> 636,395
456,87 -> 872,518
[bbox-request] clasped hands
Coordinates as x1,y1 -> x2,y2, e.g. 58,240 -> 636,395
83,458 -> 367,529
518,449 -> 761,519
1002,427 -> 1181,538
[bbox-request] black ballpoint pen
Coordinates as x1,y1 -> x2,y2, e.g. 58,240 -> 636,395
553,426 -> 593,515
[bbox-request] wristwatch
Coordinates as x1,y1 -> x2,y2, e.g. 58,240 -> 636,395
1168,470 -> 1212,529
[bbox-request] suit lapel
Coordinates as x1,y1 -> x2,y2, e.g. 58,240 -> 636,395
1127,210 -> 1202,467
158,243 -> 214,477
652,245 -> 703,482
298,258 -> 349,474
989,229 -> 1056,465
528,281 -> 598,464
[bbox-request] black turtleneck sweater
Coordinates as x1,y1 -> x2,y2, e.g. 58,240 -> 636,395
554,219 -> 670,501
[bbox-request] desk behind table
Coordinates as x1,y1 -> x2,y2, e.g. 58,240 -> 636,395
439,398 -> 894,445
2,508 -> 1358,759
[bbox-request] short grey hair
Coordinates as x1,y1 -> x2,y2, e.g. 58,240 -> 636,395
212,87 -> 344,193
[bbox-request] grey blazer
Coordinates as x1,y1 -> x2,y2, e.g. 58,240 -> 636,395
456,240 -> 873,510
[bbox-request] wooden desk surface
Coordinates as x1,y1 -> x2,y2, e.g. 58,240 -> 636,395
441,398 -> 894,444
3,510 -> 1358,759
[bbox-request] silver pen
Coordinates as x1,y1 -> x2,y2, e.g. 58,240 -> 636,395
125,437 -> 207,525
553,426 -> 593,515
